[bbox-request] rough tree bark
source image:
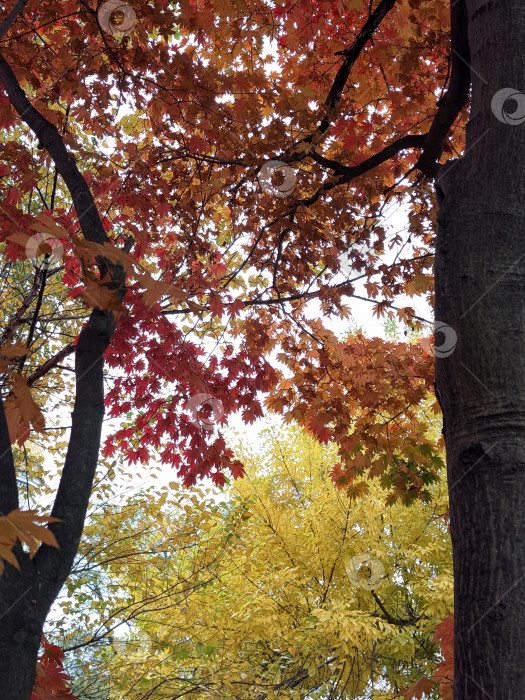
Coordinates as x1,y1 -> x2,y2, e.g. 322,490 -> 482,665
434,1 -> 525,698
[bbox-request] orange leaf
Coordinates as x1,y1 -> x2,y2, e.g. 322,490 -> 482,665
394,676 -> 435,699
29,212 -> 68,238
80,279 -> 122,314
7,232 -> 32,248
0,343 -> 31,358
4,372 -> 45,444
0,510 -> 60,573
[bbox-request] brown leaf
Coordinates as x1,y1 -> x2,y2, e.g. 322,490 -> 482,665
0,343 -> 31,359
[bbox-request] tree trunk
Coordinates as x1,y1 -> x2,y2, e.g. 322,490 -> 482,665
0,311 -> 112,699
0,42 -> 124,698
435,1 -> 525,697
0,561 -> 44,697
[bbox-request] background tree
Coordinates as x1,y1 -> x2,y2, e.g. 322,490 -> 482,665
49,424 -> 452,699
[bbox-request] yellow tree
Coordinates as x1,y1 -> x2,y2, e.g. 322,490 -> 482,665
55,423 -> 452,699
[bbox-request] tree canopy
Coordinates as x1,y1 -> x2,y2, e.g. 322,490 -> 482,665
1,0 -> 512,696
0,0 -> 448,493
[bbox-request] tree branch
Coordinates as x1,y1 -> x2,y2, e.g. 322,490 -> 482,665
0,53 -> 126,604
27,343 -> 75,388
415,0 -> 471,177
297,133 -> 426,207
327,0 -> 397,108
300,0 -> 398,149
0,395 -> 18,513
35,310 -> 115,598
0,0 -> 29,41
0,53 -> 109,246
370,590 -> 421,626
0,267 -> 44,348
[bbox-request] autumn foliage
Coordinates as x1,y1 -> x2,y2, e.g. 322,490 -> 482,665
0,509 -> 58,574
50,425 -> 453,698
31,638 -> 76,700
0,0 -> 464,696
0,0 -> 454,491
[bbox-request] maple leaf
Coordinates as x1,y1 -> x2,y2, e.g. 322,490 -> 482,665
28,212 -> 68,239
395,676 -> 435,699
78,278 -> 122,315
431,613 -> 454,700
0,510 -> 60,574
32,637 -> 77,700
7,231 -> 32,248
0,342 -> 31,359
4,372 -> 45,445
